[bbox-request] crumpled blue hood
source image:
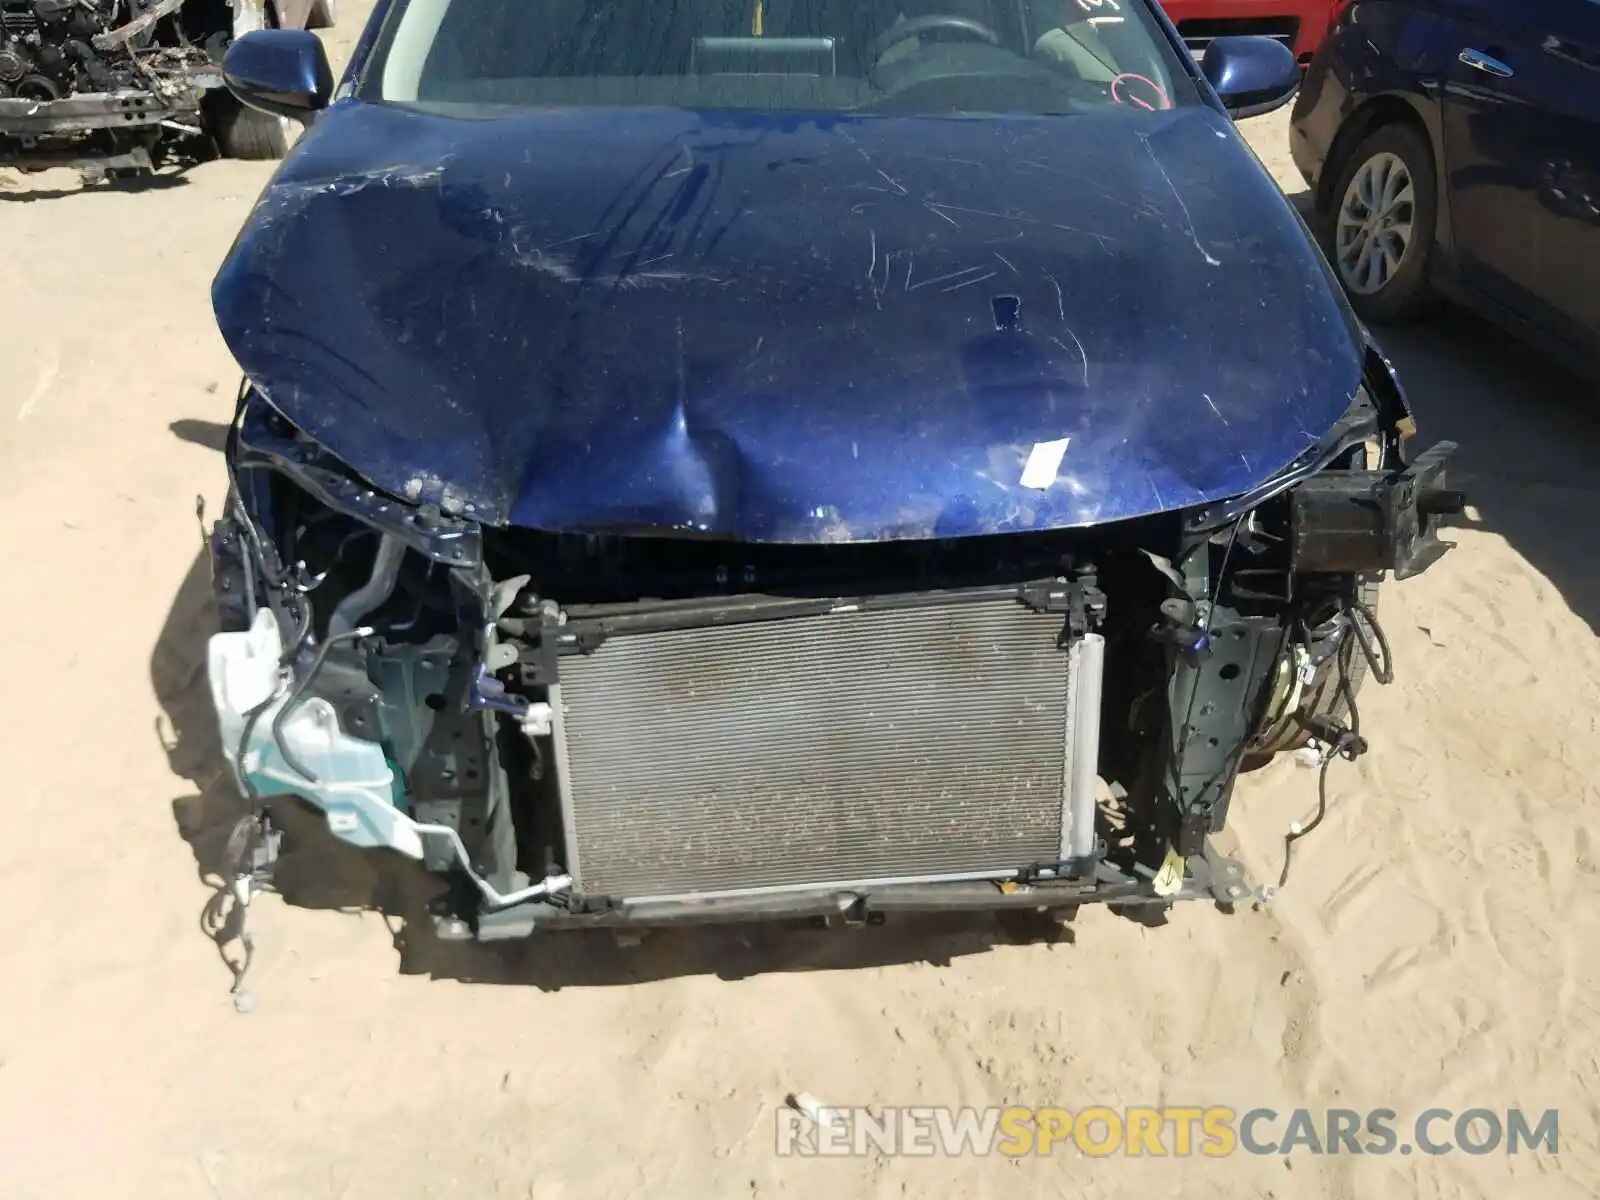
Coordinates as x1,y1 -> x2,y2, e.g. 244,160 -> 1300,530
213,99 -> 1363,541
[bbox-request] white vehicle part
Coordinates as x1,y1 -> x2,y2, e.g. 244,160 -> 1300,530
233,0 -> 268,38
208,608 -> 573,910
1062,632 -> 1106,865
209,608 -> 420,857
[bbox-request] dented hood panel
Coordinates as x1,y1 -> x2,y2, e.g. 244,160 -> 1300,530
213,101 -> 1363,541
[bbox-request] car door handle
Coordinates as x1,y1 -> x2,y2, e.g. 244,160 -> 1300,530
1459,48 -> 1515,78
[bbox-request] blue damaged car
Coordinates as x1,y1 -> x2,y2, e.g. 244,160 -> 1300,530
203,0 -> 1462,950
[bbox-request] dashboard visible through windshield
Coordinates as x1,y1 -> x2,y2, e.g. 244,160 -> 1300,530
365,0 -> 1200,117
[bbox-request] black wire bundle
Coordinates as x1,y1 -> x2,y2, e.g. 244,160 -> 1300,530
1277,592 -> 1393,889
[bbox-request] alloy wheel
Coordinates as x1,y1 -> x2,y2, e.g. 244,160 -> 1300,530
1335,151 -> 1416,296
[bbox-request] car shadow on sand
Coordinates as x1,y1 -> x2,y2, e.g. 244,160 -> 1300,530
169,417 -> 230,452
0,167 -> 194,203
152,550 -> 1079,994
1284,186 -> 1600,634
1372,313 -> 1600,633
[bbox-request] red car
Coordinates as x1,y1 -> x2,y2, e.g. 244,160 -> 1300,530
1159,0 -> 1338,66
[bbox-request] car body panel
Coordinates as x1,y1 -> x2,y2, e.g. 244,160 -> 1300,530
1289,1 -> 1451,205
213,99 -> 1364,541
1293,0 -> 1600,371
1441,2 -> 1564,334
1440,0 -> 1600,354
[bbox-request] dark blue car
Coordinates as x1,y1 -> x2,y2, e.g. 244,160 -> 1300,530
1292,0 -> 1600,369
201,0 -> 1459,959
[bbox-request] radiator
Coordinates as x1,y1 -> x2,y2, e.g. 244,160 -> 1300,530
550,596 -> 1079,902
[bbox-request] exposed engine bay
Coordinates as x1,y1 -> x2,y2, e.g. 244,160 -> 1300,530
0,0 -> 308,172
205,354 -> 1462,980
0,0 -> 128,100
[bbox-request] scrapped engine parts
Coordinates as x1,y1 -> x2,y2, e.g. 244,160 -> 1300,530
202,354 -> 1462,1010
0,0 -> 327,176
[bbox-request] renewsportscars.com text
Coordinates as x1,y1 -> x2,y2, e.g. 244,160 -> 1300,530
775,1105 -> 1560,1158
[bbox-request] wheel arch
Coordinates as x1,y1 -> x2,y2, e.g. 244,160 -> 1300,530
1317,91 -> 1454,256
1317,95 -> 1424,210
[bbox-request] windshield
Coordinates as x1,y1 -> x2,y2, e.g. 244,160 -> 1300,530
366,0 -> 1200,117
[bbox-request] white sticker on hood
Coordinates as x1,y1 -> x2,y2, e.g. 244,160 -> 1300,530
1019,438 -> 1071,490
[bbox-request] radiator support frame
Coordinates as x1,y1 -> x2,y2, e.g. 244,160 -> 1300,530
465,840 -> 1256,939
518,580 -> 1114,908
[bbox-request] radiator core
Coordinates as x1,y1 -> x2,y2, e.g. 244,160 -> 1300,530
552,597 -> 1074,901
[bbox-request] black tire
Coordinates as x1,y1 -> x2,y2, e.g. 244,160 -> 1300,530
1322,122 -> 1440,324
307,0 -> 336,29
204,92 -> 290,161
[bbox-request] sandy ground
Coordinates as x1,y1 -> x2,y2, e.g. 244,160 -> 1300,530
2,13 -> 1599,1198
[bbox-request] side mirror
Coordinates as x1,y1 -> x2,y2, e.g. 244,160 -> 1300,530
223,29 -> 334,125
1201,35 -> 1301,120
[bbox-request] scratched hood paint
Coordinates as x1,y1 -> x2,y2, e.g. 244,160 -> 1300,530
213,101 -> 1363,541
